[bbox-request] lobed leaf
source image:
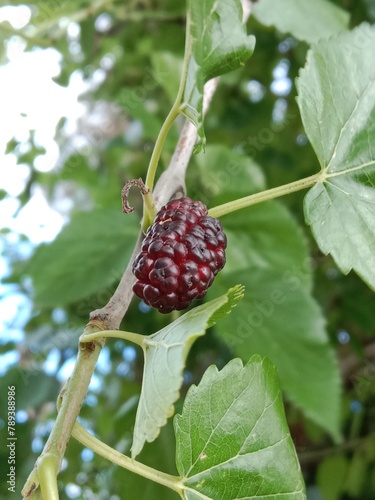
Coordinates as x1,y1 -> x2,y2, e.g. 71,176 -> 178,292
131,285 -> 244,458
297,24 -> 375,290
175,356 -> 306,499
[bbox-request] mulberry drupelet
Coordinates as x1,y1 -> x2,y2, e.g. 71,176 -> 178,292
132,197 -> 227,313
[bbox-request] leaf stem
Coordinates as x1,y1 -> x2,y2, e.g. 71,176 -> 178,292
37,454 -> 59,500
80,329 -> 146,348
142,12 -> 193,229
144,104 -> 181,194
142,103 -> 180,230
72,421 -> 184,495
208,172 -> 323,218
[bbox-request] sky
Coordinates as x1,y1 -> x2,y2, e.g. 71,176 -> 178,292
0,5 -> 88,376
0,7 -> 83,243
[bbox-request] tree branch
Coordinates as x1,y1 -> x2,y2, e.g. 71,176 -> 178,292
22,328 -> 106,497
22,73 -> 221,500
22,2 -> 252,497
88,232 -> 142,330
298,437 -> 363,465
89,76 -> 220,330
340,341 -> 375,380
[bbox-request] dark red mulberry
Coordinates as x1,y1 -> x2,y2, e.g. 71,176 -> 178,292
132,197 -> 227,313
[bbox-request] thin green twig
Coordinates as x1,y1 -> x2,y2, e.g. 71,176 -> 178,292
72,421 -> 184,495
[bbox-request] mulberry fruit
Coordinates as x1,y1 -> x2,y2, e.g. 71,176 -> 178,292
132,197 -> 227,313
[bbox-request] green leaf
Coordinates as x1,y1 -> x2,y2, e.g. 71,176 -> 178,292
194,144 -> 266,200
151,51 -> 184,105
316,455 -> 349,500
345,450 -> 367,497
252,0 -> 349,44
182,0 -> 255,150
27,0 -> 88,36
0,368 -> 60,411
115,88 -> 163,139
220,203 -> 312,289
175,356 -> 306,500
211,203 -> 341,439
26,209 -> 139,307
131,285 -> 244,458
297,24 -> 375,290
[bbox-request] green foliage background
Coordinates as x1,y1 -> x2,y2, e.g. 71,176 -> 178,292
1,0 -> 375,499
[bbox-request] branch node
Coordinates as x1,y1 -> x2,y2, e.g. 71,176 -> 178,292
86,318 -> 107,330
80,341 -> 96,352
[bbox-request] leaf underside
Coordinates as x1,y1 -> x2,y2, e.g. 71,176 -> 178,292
131,286 -> 244,458
183,0 -> 255,150
297,24 -> 375,290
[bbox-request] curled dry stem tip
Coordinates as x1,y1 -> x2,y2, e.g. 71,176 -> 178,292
121,178 -> 150,214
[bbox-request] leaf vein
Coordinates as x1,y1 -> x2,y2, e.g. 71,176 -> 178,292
185,373 -> 254,476
327,78 -> 374,170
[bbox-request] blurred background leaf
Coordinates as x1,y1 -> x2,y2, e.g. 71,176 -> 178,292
253,0 -> 350,43
25,209 -> 139,307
